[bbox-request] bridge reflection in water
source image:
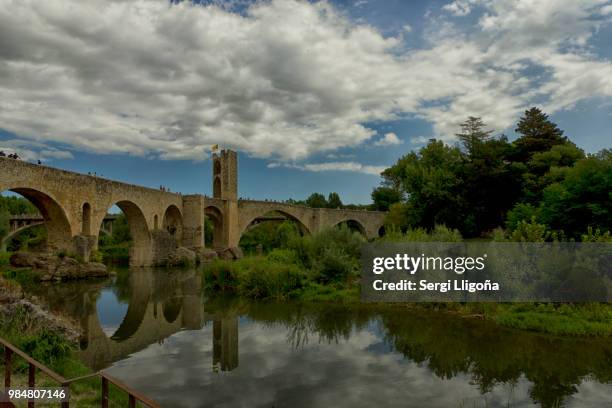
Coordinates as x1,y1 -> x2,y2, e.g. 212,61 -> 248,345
30,268 -> 239,372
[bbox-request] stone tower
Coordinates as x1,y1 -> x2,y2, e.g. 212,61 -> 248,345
212,149 -> 238,201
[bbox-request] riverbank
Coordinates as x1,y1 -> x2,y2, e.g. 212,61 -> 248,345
0,274 -> 138,407
203,256 -> 612,337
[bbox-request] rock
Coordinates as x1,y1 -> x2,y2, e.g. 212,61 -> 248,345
217,246 -> 244,260
54,257 -> 80,278
193,247 -> 218,263
9,252 -> 109,281
9,251 -> 39,267
168,247 -> 197,266
79,262 -> 108,278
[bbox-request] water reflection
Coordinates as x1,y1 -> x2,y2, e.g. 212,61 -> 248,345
26,268 -> 239,373
22,268 -> 612,408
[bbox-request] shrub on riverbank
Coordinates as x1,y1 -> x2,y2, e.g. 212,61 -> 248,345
98,242 -> 130,265
204,226 -> 364,301
204,256 -> 306,300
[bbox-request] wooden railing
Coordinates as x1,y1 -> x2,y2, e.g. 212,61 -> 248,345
1,337 -> 160,408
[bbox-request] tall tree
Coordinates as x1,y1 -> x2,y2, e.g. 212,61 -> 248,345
514,107 -> 567,161
392,139 -> 465,230
327,192 -> 343,209
305,193 -> 327,208
371,186 -> 403,211
455,116 -> 493,156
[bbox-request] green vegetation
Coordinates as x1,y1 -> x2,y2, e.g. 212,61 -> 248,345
206,223 -> 364,302
210,219 -> 612,336
0,303 -> 132,407
373,107 -> 611,240
490,303 -> 612,336
0,194 -> 46,251
97,213 -> 131,264
285,191 -> 369,210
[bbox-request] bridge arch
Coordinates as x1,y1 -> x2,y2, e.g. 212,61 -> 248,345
1,187 -> 73,252
100,200 -> 151,267
238,207 -> 311,241
332,218 -> 367,237
205,205 -> 224,248
162,204 -> 183,246
82,202 -> 92,235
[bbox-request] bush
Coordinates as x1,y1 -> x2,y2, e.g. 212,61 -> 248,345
510,217 -> 549,242
506,203 -> 541,231
581,227 -> 612,243
286,225 -> 364,283
267,248 -> 300,264
204,257 -> 306,300
381,224 -> 462,242
312,246 -> 355,284
19,330 -> 72,367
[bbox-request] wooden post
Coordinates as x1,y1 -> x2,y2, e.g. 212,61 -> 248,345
129,394 -> 136,408
101,377 -> 108,408
4,347 -> 12,388
28,363 -> 35,408
61,382 -> 69,408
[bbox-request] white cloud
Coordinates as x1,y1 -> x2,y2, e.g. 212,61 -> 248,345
0,0 -> 611,162
442,0 -> 476,16
0,139 -> 73,162
268,161 -> 385,175
374,132 -> 402,146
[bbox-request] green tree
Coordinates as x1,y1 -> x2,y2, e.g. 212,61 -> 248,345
305,193 -> 327,208
394,139 -> 465,230
540,153 -> 612,237
455,116 -> 493,156
513,107 -> 567,161
0,195 -> 38,215
520,142 -> 585,203
327,192 -> 343,209
459,135 -> 522,235
371,186 -> 403,212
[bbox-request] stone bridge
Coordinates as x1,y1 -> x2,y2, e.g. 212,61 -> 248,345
2,214 -> 118,251
0,150 -> 385,266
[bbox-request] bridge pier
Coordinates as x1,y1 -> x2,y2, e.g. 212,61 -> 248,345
73,235 -> 97,262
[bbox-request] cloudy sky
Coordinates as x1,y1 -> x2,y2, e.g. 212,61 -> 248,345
1,0 -> 611,203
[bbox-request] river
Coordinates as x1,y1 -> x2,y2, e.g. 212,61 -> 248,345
21,267 -> 612,408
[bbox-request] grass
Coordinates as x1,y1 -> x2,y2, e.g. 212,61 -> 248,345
490,303 -> 612,336
0,251 -> 10,267
0,303 -> 132,407
204,257 -> 612,336
1,267 -> 41,285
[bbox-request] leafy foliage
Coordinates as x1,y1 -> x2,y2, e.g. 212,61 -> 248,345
377,108 -> 610,240
371,186 -> 403,211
